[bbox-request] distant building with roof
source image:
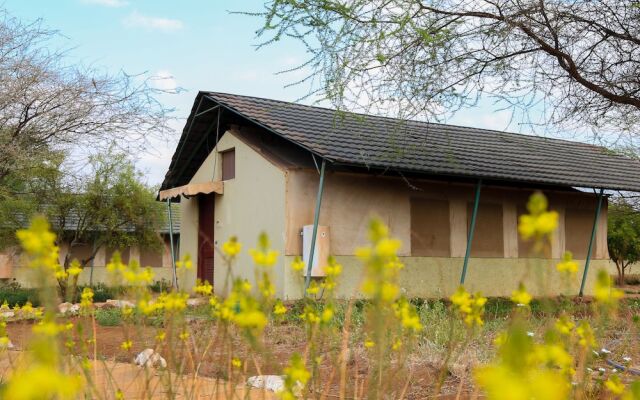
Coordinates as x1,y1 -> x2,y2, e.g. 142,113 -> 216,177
0,207 -> 180,286
158,92 -> 640,298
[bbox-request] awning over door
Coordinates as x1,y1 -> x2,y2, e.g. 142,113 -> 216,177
158,181 -> 223,201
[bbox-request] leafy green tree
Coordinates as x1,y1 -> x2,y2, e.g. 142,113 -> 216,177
608,200 -> 640,285
254,1 -> 639,138
0,147 -> 165,295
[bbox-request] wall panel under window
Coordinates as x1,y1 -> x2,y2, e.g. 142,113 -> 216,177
410,198 -> 451,257
467,202 -> 504,257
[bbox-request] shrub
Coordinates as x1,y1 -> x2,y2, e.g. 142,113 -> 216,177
95,308 -> 122,326
0,282 -> 39,307
148,278 -> 171,293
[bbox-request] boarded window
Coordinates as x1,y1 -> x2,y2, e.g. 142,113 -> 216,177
140,248 -> 163,268
565,208 -> 593,259
467,202 -> 504,257
105,247 -> 130,265
516,206 -> 536,258
67,242 -> 94,264
221,149 -> 235,180
410,198 -> 451,256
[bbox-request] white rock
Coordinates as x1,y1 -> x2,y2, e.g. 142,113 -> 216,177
58,302 -> 80,315
247,375 -> 286,392
1,311 -> 14,319
134,348 -> 167,369
187,298 -> 207,307
0,339 -> 15,350
106,299 -> 135,309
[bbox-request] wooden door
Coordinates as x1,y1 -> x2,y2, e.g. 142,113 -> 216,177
198,194 -> 215,284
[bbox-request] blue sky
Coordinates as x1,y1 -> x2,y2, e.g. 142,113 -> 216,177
5,0 -> 518,184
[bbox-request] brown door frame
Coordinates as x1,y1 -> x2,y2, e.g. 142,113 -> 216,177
197,193 -> 215,284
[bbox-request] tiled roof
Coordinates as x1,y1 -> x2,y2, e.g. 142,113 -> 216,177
161,91 -> 640,192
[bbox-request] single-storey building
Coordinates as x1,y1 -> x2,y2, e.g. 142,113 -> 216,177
159,92 -> 640,299
1,209 -> 180,287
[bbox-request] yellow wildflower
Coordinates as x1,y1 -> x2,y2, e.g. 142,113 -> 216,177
179,331 -> 189,341
606,375 -> 625,395
121,340 -> 132,351
155,331 -> 166,342
594,269 -> 623,306
556,251 -> 579,274
518,192 -> 558,241
554,315 -> 575,336
511,283 -> 532,306
273,300 -> 287,315
321,306 -> 334,323
194,280 -> 213,296
67,260 -> 82,277
80,287 -> 94,310
282,353 -> 310,398
393,298 -> 423,333
232,357 -> 242,368
175,254 -> 193,270
4,365 -> 83,400
375,238 -> 402,258
249,232 -> 278,267
576,321 -> 596,348
16,216 -> 60,272
392,339 -> 402,351
364,339 -> 375,348
307,280 -> 320,295
450,286 -> 486,327
290,256 -> 305,272
222,236 -> 242,258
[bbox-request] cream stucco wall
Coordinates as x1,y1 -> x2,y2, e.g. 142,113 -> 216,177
178,129 -> 287,294
282,169 -> 614,299
284,256 -> 615,299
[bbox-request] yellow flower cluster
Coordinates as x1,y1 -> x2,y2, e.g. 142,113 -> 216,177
518,191 -> 558,241
249,232 -> 279,267
320,256 -> 342,292
475,326 -> 571,400
80,287 -> 94,310
357,219 -> 404,303
107,253 -> 154,286
175,254 -> 193,270
510,283 -> 532,307
290,256 -> 305,272
556,251 -> 578,274
194,280 -> 213,296
137,292 -> 189,315
211,279 -> 267,334
222,235 -> 242,258
16,216 -> 65,282
281,353 -> 310,400
450,286 -> 487,327
594,269 -> 624,306
67,260 -> 83,277
392,298 -> 423,333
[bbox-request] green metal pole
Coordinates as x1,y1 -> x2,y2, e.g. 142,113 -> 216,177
167,199 -> 178,289
579,188 -> 604,297
460,179 -> 482,285
304,159 -> 327,292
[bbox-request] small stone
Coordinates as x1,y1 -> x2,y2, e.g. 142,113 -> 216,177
134,348 -> 167,369
186,298 -> 207,307
246,375 -> 286,392
1,311 -> 14,319
58,302 -> 80,315
106,299 -> 135,309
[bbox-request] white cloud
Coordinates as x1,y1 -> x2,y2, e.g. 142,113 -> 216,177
153,70 -> 178,93
80,0 -> 128,7
122,11 -> 183,32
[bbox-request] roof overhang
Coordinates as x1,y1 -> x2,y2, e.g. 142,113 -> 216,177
158,181 -> 223,201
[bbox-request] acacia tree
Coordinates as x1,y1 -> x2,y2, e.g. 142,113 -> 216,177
608,200 -> 640,285
0,9 -> 174,190
255,1 -> 640,138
